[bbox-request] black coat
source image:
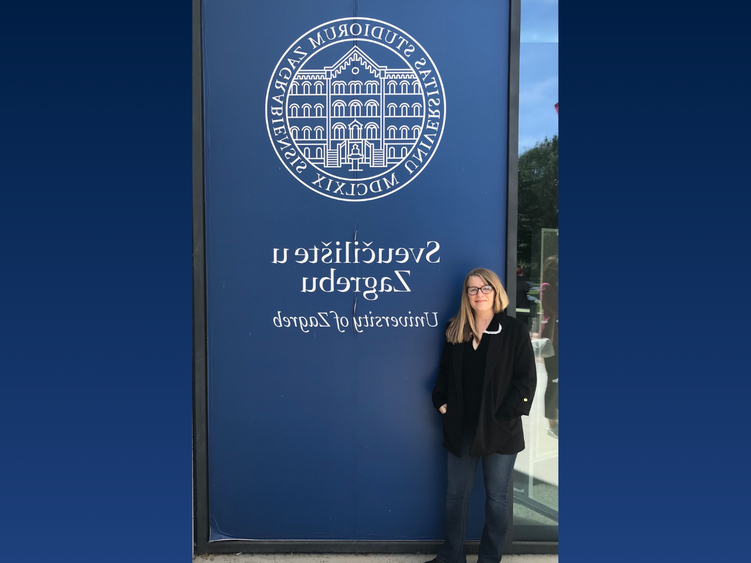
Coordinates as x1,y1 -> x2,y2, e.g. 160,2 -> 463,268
432,311 -> 537,457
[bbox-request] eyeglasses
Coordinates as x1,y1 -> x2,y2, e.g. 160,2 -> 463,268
467,285 -> 494,296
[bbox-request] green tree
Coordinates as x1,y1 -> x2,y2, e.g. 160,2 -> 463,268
517,135 -> 558,273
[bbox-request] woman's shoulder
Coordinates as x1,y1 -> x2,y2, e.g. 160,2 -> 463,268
500,312 -> 530,335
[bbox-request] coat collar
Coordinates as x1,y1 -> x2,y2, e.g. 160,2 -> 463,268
483,311 -> 505,335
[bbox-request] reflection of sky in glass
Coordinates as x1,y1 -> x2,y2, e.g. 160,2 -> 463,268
519,0 -> 558,154
521,0 -> 558,42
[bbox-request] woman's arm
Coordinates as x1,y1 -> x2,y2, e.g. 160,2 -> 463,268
497,324 -> 537,418
431,339 -> 450,411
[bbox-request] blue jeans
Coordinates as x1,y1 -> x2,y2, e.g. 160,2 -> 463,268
437,426 -> 517,563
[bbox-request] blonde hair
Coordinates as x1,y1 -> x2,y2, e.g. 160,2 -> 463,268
445,268 -> 509,344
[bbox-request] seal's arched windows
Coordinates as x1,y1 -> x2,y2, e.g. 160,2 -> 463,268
302,104 -> 312,117
290,126 -> 299,139
288,104 -> 299,117
400,81 -> 410,93
349,100 -> 362,117
388,81 -> 397,94
366,123 -> 378,139
314,126 -> 325,140
400,125 -> 410,139
401,146 -> 408,157
366,81 -> 379,94
412,125 -> 421,138
387,125 -> 397,139
302,82 -> 311,95
302,126 -> 312,140
412,103 -> 422,117
412,80 -> 421,94
314,104 -> 325,117
387,103 -> 397,117
290,82 -> 299,95
315,147 -> 322,159
332,81 -> 346,95
366,100 -> 379,117
349,81 -> 362,95
332,123 -> 346,140
332,100 -> 346,117
349,122 -> 362,139
389,147 -> 395,158
304,147 -> 310,158
400,103 -> 410,116
314,82 -> 324,94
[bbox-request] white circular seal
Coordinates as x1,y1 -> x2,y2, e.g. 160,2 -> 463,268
265,18 -> 446,202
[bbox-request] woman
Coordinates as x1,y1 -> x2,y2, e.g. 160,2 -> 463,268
429,268 -> 537,563
539,255 -> 559,439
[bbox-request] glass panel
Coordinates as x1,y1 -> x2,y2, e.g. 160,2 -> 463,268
513,0 -> 559,542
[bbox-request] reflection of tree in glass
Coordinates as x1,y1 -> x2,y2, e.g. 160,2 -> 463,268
517,135 -> 558,272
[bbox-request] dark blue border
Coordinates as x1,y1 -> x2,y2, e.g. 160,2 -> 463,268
2,1 -> 192,560
562,2 -> 748,562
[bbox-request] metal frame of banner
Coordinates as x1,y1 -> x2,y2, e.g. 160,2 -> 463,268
504,0 -> 520,320
192,0 -> 209,553
193,0 -> 555,555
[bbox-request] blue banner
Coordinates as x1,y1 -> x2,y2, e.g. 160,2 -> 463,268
203,0 -> 510,540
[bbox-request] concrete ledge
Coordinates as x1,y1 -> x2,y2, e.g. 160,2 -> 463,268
193,554 -> 558,563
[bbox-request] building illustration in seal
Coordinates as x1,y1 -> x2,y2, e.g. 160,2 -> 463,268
287,46 -> 423,173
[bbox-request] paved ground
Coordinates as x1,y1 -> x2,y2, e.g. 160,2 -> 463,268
193,555 -> 557,563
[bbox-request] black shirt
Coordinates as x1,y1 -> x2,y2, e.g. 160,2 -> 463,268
462,334 -> 489,426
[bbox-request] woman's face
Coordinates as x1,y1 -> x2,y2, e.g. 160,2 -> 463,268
467,275 -> 495,315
